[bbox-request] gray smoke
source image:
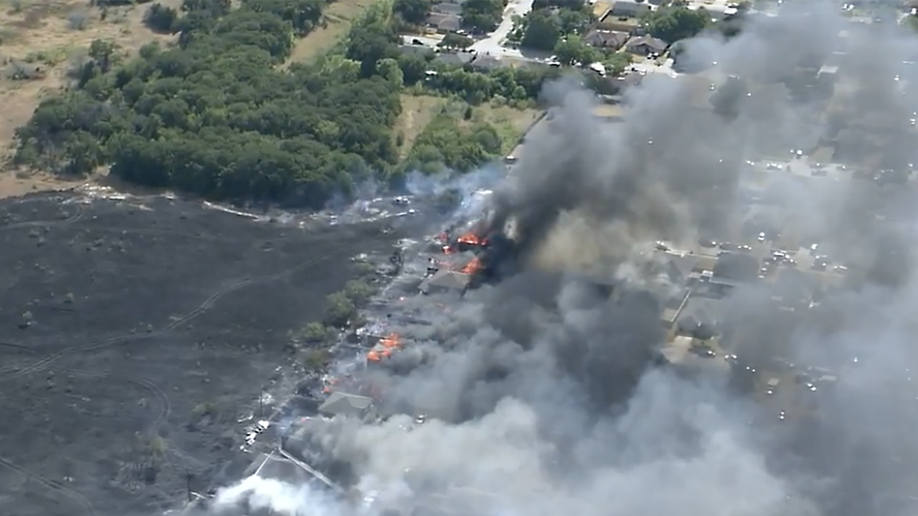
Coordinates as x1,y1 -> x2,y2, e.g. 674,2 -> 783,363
214,3 -> 918,516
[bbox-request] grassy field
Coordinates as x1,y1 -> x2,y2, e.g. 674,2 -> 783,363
0,0 -> 180,195
395,95 -> 543,159
394,95 -> 450,160
464,101 -> 542,154
286,0 -> 378,64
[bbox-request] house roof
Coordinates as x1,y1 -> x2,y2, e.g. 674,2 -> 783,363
669,253 -> 700,282
678,296 -> 722,328
318,391 -> 374,417
435,52 -> 475,66
432,1 -> 462,14
424,269 -> 471,290
426,13 -> 462,31
610,1 -> 651,17
585,29 -> 631,48
470,54 -> 507,70
398,45 -> 434,57
626,36 -> 668,52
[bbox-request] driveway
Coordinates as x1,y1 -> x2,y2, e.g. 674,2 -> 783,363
629,57 -> 679,78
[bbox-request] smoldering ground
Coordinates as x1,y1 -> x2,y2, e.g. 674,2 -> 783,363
210,3 -> 918,516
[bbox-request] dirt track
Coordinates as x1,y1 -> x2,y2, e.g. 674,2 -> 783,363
0,192 -> 402,516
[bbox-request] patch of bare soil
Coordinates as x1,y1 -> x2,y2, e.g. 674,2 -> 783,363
0,0 -> 181,196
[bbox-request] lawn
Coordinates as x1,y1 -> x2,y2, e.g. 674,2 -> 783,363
286,0 -> 379,64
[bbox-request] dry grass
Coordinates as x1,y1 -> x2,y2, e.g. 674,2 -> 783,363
393,94 -> 449,160
286,0 -> 378,64
0,0 -> 181,197
466,102 -> 542,154
394,95 -> 542,159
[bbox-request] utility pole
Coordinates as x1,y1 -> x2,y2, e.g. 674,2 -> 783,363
185,471 -> 193,502
258,389 -> 264,419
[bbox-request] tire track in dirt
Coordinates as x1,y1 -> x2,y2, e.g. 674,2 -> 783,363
0,233 -> 372,381
62,369 -> 172,434
0,455 -> 97,516
0,205 -> 84,232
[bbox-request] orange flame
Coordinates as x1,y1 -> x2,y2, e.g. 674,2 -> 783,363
380,333 -> 402,349
457,233 -> 481,246
367,350 -> 381,362
461,257 -> 483,275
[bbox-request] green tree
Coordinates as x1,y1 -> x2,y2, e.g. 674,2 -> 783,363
242,0 -> 327,35
440,32 -> 474,49
532,0 -> 583,8
461,0 -> 503,32
324,292 -> 357,327
144,3 -> 179,33
393,0 -> 431,24
377,58 -> 404,89
406,111 -> 502,173
521,9 -> 560,51
641,6 -> 709,43
181,0 -> 231,16
553,34 -> 598,65
346,17 -> 400,76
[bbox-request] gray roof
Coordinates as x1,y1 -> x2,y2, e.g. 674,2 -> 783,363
678,296 -> 722,328
426,13 -> 461,31
432,2 -> 462,14
627,36 -> 668,52
610,1 -> 651,16
585,29 -> 631,48
423,269 -> 471,290
470,54 -> 507,70
668,254 -> 699,282
435,52 -> 475,66
398,45 -> 434,57
318,391 -> 374,417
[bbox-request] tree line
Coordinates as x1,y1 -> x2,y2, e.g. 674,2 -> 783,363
13,0 -> 567,205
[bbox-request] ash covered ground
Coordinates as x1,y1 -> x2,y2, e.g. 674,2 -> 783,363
0,188 -> 447,516
208,4 -> 918,516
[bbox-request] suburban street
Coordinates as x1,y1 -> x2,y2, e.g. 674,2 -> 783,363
470,0 -> 536,57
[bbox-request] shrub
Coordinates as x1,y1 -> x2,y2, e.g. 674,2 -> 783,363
144,3 -> 178,33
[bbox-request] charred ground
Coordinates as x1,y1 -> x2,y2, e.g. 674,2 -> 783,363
0,192 -> 404,516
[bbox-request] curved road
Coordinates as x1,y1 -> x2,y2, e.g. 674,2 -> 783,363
470,0 -> 536,58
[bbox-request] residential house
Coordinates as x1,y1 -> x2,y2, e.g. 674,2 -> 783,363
592,0 -> 613,19
432,1 -> 463,15
426,13 -> 462,33
469,54 -> 509,71
397,45 -> 435,58
435,52 -> 475,66
625,36 -> 667,56
318,391 -> 377,421
598,11 -> 643,33
584,29 -> 631,50
676,296 -> 722,339
593,71 -> 643,96
609,0 -> 651,17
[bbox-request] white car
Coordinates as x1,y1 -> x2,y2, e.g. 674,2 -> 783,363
757,232 -> 766,242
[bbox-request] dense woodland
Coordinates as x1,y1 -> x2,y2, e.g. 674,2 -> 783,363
13,0 -> 560,207
13,0 -> 754,207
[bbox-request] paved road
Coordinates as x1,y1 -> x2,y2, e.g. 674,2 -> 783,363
470,0 -> 536,57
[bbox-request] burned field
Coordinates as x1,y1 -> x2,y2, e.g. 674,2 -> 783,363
0,191 -> 405,516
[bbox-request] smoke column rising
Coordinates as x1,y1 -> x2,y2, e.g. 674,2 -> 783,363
210,2 -> 918,516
